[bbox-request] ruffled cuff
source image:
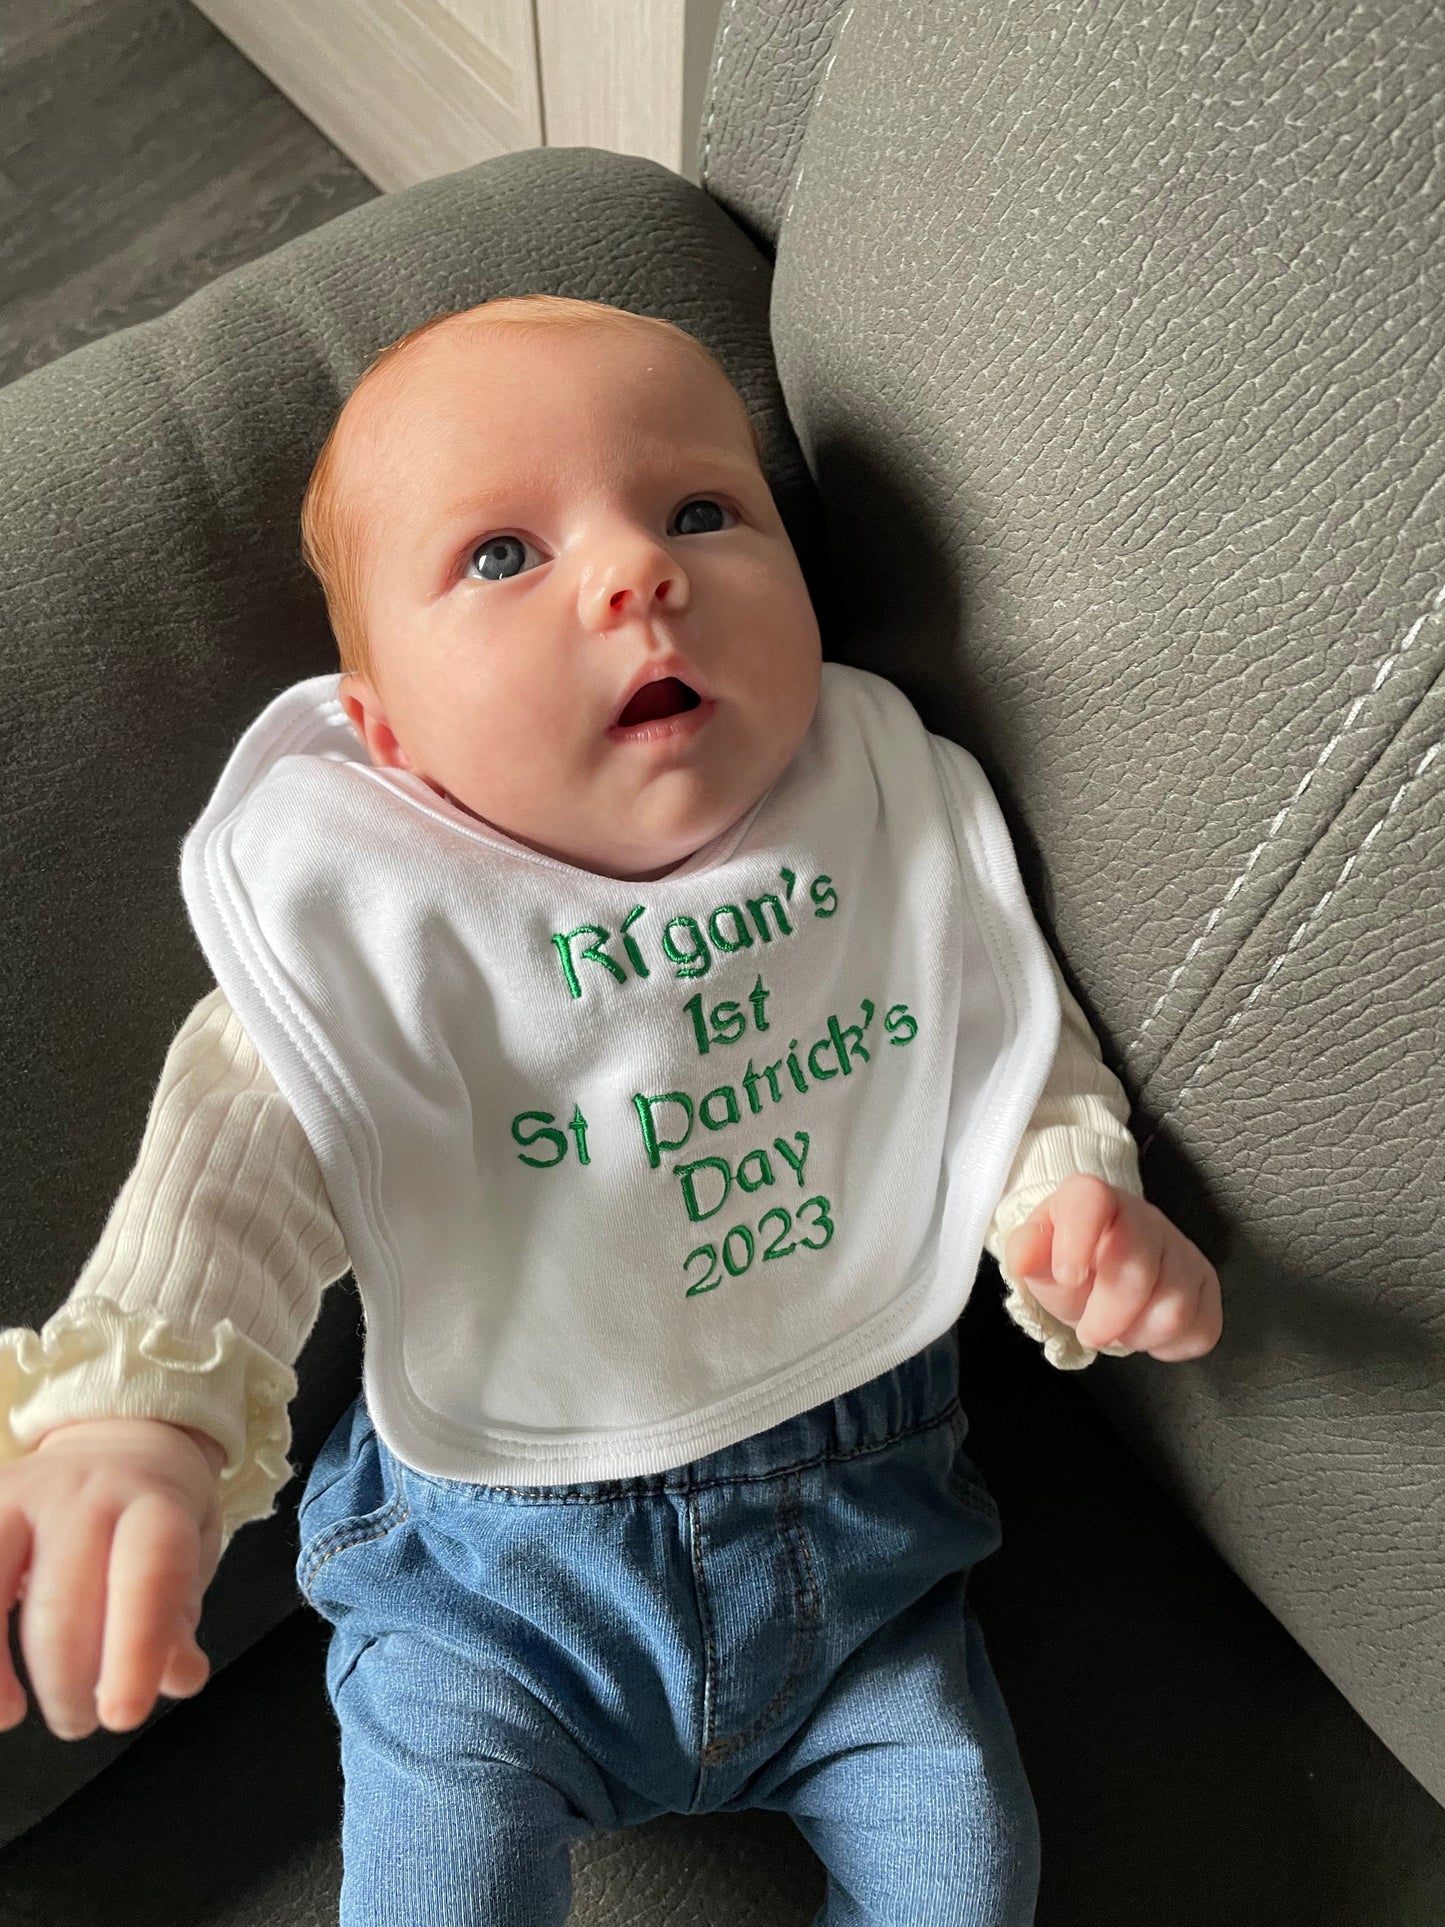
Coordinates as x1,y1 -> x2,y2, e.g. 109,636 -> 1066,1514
997,1273 -> 1122,1371
0,1297 -> 299,1556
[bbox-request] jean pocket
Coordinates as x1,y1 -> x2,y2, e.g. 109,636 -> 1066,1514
296,1414 -> 409,1602
298,1488 -> 409,1605
295,1462 -> 353,1541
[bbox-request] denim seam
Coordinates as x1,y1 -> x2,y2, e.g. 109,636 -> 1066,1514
398,1400 -> 965,1505
699,1473 -> 823,1767
687,1482 -> 721,1784
300,1491 -> 411,1593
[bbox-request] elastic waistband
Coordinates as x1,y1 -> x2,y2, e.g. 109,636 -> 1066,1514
389,1324 -> 963,1499
379,1327 -> 964,1502
661,1322 -> 963,1490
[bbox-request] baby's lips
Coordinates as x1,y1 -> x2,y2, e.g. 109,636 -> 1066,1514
610,654 -> 711,728
614,676 -> 702,728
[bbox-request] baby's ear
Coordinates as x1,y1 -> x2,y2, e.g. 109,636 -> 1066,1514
338,675 -> 412,771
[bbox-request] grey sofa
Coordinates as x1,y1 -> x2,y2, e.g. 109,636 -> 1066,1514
2,1 -> 1441,1921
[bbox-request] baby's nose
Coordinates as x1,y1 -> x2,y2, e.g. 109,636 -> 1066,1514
609,578 -> 678,612
586,556 -> 689,629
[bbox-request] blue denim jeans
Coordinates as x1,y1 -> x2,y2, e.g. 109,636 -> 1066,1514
295,1323 -> 1039,1926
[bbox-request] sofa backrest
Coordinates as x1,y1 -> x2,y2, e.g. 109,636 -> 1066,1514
699,0 -> 1444,1800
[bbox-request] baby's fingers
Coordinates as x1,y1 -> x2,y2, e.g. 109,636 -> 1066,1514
1044,1175 -> 1123,1290
19,1506 -> 114,1739
1073,1207 -> 1166,1351
1019,1174 -> 1128,1332
95,1495 -> 207,1732
1115,1252 -> 1224,1361
1003,1214 -> 1065,1297
1004,1216 -> 1079,1324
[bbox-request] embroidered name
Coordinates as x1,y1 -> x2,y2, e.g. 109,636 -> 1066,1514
549,866 -> 838,999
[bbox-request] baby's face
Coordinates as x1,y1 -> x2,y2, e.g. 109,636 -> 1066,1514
336,325 -> 822,881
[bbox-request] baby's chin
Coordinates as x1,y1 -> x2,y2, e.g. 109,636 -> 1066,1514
423,794 -> 703,880
425,755 -> 782,878
584,796 -> 761,882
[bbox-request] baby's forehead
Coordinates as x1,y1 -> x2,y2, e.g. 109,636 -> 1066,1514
336,322 -> 742,504
352,322 -> 676,436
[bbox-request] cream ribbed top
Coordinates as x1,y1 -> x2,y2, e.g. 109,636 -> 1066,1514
0,952 -> 1141,1555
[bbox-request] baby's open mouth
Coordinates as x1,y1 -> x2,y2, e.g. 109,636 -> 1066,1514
615,677 -> 702,728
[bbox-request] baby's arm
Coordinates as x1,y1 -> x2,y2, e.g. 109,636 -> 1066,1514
984,949 -> 1220,1368
2,987 -> 345,1497
0,985 -> 351,1738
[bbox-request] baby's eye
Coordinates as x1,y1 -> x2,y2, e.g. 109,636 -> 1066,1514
465,534 -> 545,582
671,498 -> 734,536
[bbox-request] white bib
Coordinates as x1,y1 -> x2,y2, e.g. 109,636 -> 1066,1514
180,662 -> 1059,1482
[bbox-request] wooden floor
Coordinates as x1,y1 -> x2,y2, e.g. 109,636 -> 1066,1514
0,0 -> 380,388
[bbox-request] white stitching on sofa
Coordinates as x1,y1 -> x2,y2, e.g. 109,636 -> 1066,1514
1137,736 -> 1441,1158
699,0 -> 741,189
1127,581 -> 1445,1062
782,1 -> 855,231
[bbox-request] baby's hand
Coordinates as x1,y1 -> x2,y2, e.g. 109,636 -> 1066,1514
0,1418 -> 225,1742
1003,1173 -> 1222,1361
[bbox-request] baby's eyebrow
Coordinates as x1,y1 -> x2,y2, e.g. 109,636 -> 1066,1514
439,491 -> 508,527
438,456 -> 758,529
665,450 -> 761,485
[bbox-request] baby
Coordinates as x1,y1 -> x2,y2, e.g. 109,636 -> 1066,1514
0,296 -> 1221,1925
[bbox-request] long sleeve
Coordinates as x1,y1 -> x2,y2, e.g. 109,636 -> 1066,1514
0,987 -> 352,1555
982,948 -> 1146,1371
